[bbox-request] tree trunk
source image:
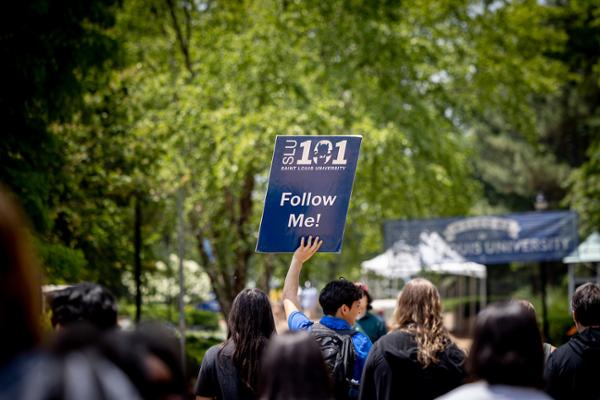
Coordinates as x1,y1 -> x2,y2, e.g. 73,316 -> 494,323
134,195 -> 142,323
259,254 -> 275,293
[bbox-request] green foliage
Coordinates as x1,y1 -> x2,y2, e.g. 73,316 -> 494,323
186,333 -> 222,376
473,0 -> 600,231
121,303 -> 220,330
473,132 -> 571,211
2,0 -> 598,317
40,75 -> 165,290
0,0 -> 161,292
512,282 -> 574,345
114,0 -> 572,312
0,0 -> 121,232
567,140 -> 600,234
546,285 -> 575,345
37,242 -> 87,284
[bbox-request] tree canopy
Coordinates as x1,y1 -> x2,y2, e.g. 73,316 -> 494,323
1,0 -> 598,315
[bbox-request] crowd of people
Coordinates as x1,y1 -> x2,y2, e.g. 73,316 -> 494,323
2,188 -> 600,400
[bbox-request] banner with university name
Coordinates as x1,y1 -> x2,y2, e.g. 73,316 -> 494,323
384,211 -> 578,264
256,135 -> 362,253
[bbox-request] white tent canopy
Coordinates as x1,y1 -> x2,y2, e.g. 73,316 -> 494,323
563,232 -> 600,264
562,232 -> 600,303
361,232 -> 487,280
362,232 -> 487,331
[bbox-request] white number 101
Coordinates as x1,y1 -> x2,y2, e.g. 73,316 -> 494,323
296,140 -> 348,165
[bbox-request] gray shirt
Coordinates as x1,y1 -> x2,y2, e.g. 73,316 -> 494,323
437,382 -> 552,400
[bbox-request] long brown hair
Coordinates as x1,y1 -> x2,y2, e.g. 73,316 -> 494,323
392,278 -> 451,367
0,188 -> 42,367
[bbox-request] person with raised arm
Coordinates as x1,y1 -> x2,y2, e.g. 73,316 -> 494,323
283,236 -> 371,400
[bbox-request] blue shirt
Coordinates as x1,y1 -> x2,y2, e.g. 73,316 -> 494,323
288,311 -> 372,382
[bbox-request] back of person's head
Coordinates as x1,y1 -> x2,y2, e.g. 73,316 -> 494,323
393,278 -> 450,367
48,282 -> 118,330
0,188 -> 42,368
468,301 -> 544,388
22,325 -> 142,400
355,282 -> 373,311
319,279 -> 363,316
134,323 -> 185,395
226,288 -> 276,394
572,282 -> 600,328
259,331 -> 333,400
100,323 -> 186,400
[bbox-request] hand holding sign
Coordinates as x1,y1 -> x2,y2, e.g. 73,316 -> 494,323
283,236 -> 323,318
293,236 -> 323,263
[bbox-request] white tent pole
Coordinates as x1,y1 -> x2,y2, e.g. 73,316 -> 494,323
568,264 -> 575,307
480,275 -> 487,308
457,275 -> 464,334
469,275 -> 476,321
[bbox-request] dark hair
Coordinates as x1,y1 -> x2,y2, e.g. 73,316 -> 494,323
572,283 -> 600,327
0,188 -> 42,368
319,279 -> 363,316
48,282 -> 118,330
355,282 -> 372,310
22,325 -> 142,400
224,288 -> 276,394
467,301 -> 544,388
100,323 -> 186,400
364,290 -> 373,310
259,331 -> 333,400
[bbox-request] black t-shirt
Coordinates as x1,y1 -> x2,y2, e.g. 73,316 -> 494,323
194,342 -> 255,400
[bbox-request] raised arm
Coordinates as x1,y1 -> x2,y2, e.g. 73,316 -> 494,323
282,236 -> 322,319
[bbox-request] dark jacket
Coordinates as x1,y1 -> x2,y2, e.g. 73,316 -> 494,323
356,312 -> 387,343
358,330 -> 465,400
544,327 -> 600,400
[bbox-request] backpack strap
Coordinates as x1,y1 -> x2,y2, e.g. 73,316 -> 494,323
311,322 -> 356,337
336,328 -> 358,337
310,323 -> 359,400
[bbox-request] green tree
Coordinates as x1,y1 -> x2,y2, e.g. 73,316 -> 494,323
114,0 -> 572,315
1,1 -> 120,230
0,1 -> 128,283
0,1 -> 170,296
470,0 -> 600,234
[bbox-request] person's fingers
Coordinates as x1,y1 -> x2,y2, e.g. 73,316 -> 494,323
312,240 -> 322,253
307,235 -> 313,247
316,239 -> 323,251
300,236 -> 305,248
310,236 -> 320,251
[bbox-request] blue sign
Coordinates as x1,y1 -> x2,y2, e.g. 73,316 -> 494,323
256,135 -> 362,253
384,211 -> 578,264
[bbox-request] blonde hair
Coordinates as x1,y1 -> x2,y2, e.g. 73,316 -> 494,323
392,278 -> 451,367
